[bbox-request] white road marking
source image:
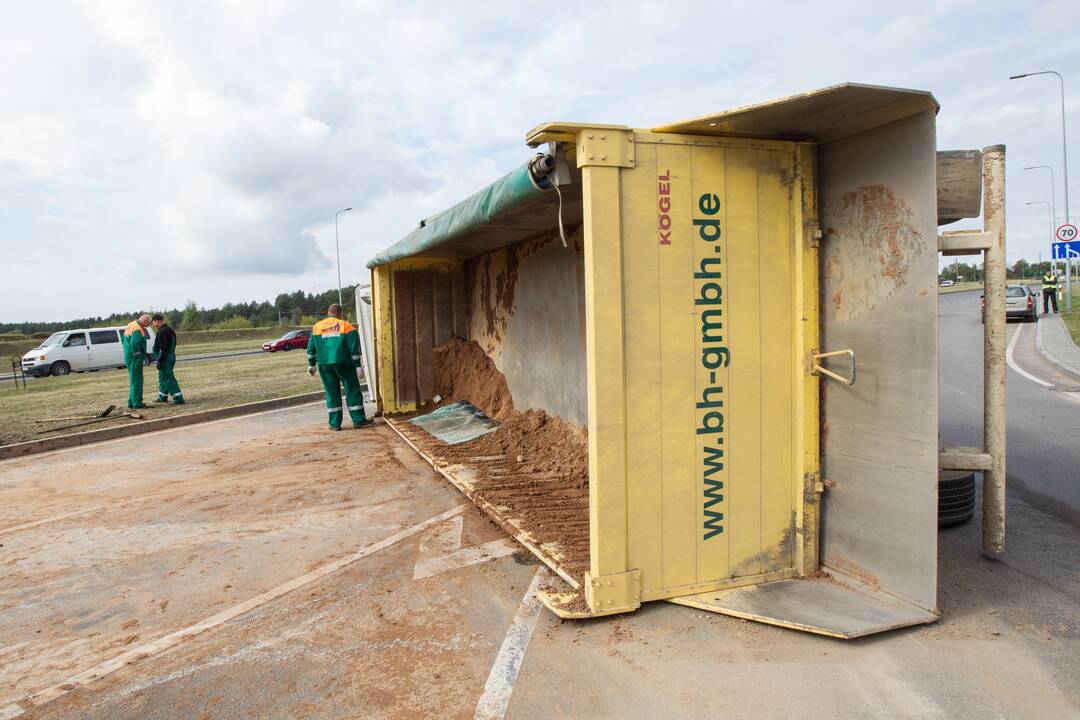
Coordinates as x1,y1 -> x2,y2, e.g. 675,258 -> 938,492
413,515 -> 519,581
475,568 -> 547,720
0,506 -> 102,537
0,504 -> 468,717
1006,323 -> 1055,388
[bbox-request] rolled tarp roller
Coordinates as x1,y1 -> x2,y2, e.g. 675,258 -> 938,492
367,154 -> 556,268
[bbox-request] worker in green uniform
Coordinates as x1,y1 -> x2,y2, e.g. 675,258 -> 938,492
122,314 -> 152,409
307,303 -> 371,431
151,314 -> 184,404
1043,268 -> 1060,315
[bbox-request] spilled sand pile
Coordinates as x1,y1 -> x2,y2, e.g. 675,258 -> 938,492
433,337 -> 515,421
396,338 -> 590,580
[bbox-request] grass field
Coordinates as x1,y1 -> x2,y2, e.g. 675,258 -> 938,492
0,351 -> 326,446
1063,307 -> 1080,347
0,326 -> 305,360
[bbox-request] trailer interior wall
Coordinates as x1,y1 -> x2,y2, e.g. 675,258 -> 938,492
464,229 -> 588,425
817,108 -> 940,612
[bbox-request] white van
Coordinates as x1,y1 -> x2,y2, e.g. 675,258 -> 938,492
21,326 -> 156,377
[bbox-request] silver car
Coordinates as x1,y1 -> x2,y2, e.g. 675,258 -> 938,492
981,284 -> 1038,323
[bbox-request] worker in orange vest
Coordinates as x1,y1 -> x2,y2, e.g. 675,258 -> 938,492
122,314 -> 152,409
306,304 -> 371,430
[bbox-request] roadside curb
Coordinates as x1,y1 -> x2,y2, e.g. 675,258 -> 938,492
1034,315 -> 1080,380
0,392 -> 325,461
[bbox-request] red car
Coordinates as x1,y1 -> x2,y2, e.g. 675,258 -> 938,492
262,330 -> 310,352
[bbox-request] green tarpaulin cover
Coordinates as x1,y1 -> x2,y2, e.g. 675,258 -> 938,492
367,160 -> 550,268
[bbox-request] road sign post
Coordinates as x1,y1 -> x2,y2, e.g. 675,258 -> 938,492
1055,225 -> 1078,310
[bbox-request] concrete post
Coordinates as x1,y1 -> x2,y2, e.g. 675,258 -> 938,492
981,145 -> 1007,557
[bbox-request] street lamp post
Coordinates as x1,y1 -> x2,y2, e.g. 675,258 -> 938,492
1010,70 -> 1071,308
334,207 -> 354,308
1024,165 -> 1056,270
1027,201 -> 1053,290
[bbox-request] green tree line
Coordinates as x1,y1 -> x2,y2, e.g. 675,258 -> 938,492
1,285 -> 360,335
940,259 -> 1064,283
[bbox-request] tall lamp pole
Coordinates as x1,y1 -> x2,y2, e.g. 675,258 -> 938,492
334,207 -> 354,308
1024,165 -> 1056,270
1026,201 -> 1053,284
1010,70 -> 1071,308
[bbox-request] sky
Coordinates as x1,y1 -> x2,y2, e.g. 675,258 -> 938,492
1,0 -> 1078,322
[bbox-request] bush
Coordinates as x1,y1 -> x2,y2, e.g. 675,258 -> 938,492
213,316 -> 255,330
180,301 -> 204,331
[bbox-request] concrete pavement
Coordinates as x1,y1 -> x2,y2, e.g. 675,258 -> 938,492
1,360 -> 1077,718
1036,312 -> 1080,379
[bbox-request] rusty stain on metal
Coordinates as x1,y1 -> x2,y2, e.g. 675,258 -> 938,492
822,185 -> 926,323
824,553 -> 882,592
728,519 -> 797,579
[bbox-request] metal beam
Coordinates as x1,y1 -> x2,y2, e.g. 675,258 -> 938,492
981,145 -> 1007,558
938,231 -> 992,256
938,447 -> 993,471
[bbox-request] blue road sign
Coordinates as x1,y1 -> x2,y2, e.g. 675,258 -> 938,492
1052,240 -> 1080,260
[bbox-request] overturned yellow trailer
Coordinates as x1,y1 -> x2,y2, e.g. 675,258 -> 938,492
365,83 -> 1006,638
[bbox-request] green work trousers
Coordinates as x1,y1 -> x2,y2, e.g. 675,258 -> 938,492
157,353 -> 184,403
318,363 -> 365,429
126,359 -> 144,409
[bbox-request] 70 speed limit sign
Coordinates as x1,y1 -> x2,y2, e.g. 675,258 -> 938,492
1057,224 -> 1078,242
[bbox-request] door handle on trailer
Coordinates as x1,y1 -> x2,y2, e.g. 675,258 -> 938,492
812,349 -> 856,386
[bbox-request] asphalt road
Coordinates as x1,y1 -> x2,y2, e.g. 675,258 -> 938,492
1,298 -> 1077,718
938,289 -> 1080,526
0,348 -> 265,384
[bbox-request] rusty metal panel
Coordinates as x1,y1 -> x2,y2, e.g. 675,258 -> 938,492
413,270 -> 435,403
392,270 -> 418,406
450,265 -> 468,340
432,270 -> 453,346
818,109 -> 939,612
464,233 -> 588,425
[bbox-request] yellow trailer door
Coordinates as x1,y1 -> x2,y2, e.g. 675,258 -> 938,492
603,132 -> 818,603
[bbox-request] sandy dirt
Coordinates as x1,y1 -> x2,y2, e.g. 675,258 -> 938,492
405,340 -> 590,580
433,337 -> 515,421
0,404 -> 537,719
0,404 -> 1077,719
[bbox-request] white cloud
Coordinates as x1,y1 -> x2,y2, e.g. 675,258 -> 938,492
1,0 -> 1078,320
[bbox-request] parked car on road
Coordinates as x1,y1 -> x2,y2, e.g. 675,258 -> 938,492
980,284 -> 1039,323
939,279 -> 956,287
21,327 -> 130,377
262,330 -> 310,353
